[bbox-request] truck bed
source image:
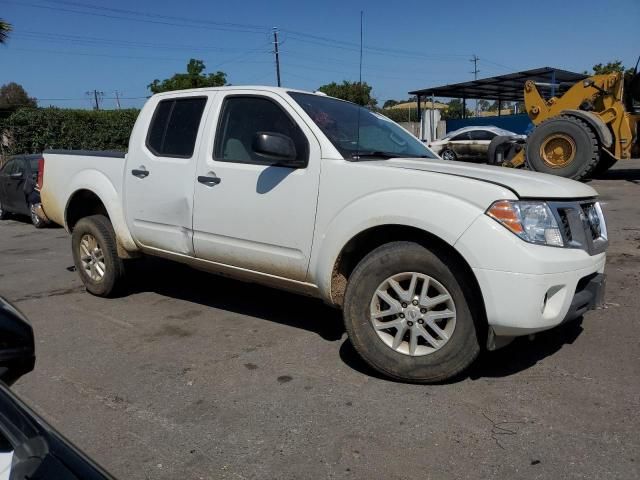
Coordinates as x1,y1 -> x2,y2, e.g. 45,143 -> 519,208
40,150 -> 126,229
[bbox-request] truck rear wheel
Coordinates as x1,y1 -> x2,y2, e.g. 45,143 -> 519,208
526,116 -> 600,180
71,215 -> 125,297
343,241 -> 481,383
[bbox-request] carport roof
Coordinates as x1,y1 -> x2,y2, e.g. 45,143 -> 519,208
408,67 -> 588,102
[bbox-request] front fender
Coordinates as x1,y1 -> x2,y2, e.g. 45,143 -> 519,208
64,169 -> 137,252
310,189 -> 485,301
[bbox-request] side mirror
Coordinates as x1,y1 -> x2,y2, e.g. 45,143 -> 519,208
252,132 -> 304,167
0,298 -> 35,387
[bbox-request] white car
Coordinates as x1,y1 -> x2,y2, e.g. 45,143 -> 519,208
429,126 -> 525,162
40,87 -> 606,383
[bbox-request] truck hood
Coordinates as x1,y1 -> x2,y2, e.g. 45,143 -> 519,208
370,158 -> 598,199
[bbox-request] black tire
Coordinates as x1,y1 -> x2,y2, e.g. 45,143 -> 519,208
343,241 -> 481,383
526,115 -> 600,180
0,201 -> 9,220
29,203 -> 46,229
440,148 -> 457,161
71,215 -> 125,297
591,153 -> 617,177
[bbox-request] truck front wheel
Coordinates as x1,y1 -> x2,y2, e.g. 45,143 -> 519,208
71,215 -> 125,297
343,241 -> 481,383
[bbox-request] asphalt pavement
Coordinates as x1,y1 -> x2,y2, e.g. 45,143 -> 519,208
1,160 -> 639,479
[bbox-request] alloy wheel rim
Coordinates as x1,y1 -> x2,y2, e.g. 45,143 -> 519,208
369,272 -> 456,356
540,133 -> 576,168
442,150 -> 455,161
80,234 -> 106,282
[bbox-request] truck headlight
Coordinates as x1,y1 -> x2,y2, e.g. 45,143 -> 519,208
486,200 -> 564,247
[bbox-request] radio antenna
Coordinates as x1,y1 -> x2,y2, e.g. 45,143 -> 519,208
359,10 -> 363,85
355,10 -> 364,160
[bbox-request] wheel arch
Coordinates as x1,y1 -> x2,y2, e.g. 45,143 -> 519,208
326,224 -> 488,341
561,109 -> 612,148
63,170 -> 138,254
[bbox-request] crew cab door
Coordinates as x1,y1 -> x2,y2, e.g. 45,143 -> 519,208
0,159 -> 17,210
2,159 -> 28,214
124,94 -> 210,255
192,91 -> 321,281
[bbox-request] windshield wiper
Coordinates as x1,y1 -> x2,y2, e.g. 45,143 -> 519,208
349,151 -> 433,161
349,151 -> 397,161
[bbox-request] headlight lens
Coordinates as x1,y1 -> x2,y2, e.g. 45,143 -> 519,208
486,200 -> 564,247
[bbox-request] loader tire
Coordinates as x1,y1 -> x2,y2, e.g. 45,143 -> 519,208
72,214 -> 126,297
526,116 -> 600,181
591,153 -> 617,177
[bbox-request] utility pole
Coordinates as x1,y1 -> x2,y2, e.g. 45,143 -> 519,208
273,27 -> 281,87
114,90 -> 121,110
470,54 -> 480,117
86,90 -> 103,110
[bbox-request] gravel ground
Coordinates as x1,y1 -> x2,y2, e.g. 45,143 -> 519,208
1,159 -> 639,480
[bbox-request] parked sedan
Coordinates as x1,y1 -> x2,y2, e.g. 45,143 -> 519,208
428,126 -> 524,162
0,154 -> 48,228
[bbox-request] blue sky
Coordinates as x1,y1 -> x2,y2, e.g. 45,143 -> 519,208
0,0 -> 638,109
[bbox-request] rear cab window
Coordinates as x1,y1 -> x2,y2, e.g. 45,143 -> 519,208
146,97 -> 207,158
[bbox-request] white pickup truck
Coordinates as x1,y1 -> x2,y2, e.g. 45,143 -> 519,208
40,86 -> 607,382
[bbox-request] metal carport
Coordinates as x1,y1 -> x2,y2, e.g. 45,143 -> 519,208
409,67 -> 587,122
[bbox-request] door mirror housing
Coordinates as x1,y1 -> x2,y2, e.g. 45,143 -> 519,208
252,132 -> 305,168
0,298 -> 35,387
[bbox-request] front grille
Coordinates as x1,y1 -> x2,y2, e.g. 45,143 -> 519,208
547,200 -> 607,255
557,208 -> 573,242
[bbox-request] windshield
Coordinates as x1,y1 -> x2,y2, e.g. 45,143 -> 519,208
288,92 -> 437,159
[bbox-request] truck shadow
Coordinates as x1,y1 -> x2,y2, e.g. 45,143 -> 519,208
590,168 -> 640,183
338,319 -> 584,383
126,258 -> 583,382
126,258 -> 345,341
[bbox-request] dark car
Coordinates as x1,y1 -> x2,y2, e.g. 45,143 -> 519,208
0,297 -> 114,479
0,154 -> 48,228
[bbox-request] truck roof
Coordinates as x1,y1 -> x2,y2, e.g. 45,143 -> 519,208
152,85 -> 322,99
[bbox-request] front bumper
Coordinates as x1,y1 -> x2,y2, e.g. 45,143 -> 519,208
474,255 -> 606,338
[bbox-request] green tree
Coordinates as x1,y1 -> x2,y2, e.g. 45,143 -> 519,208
0,19 -> 11,44
0,83 -> 37,109
148,59 -> 227,94
477,99 -> 490,112
441,99 -> 472,120
383,99 -> 399,109
586,60 -> 635,78
317,81 -> 377,108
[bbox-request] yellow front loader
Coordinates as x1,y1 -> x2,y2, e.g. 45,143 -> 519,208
497,65 -> 640,180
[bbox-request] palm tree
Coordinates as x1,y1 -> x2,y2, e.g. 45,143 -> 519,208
0,19 -> 12,45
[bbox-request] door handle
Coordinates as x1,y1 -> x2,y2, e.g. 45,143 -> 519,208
131,167 -> 149,179
197,175 -> 221,187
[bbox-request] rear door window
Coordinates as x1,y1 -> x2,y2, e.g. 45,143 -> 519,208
146,97 -> 207,158
1,160 -> 16,174
450,132 -> 471,141
469,130 -> 496,141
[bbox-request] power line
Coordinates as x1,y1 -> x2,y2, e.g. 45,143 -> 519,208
41,0 -> 269,31
2,0 -> 270,34
13,30 -> 270,53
